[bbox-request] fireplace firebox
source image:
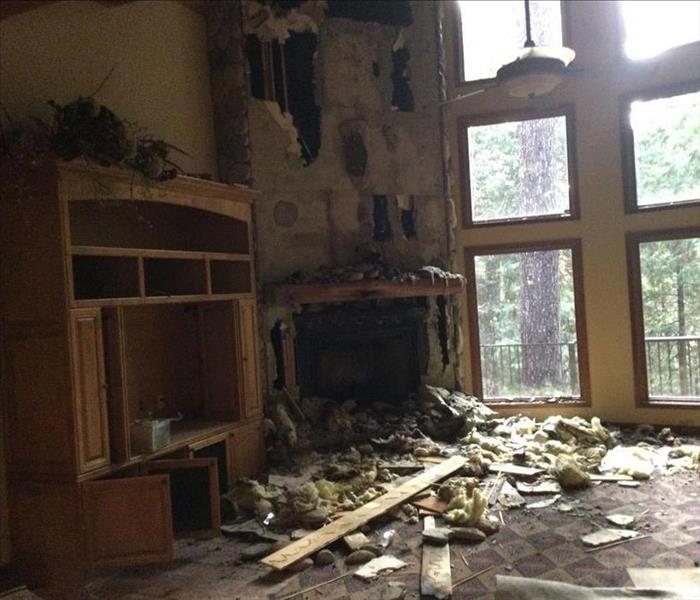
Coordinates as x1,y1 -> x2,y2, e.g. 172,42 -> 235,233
294,299 -> 428,402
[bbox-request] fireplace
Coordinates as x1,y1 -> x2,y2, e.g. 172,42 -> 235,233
293,299 -> 428,403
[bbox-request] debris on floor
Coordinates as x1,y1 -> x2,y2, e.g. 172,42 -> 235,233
354,555 -> 408,581
211,384 -> 699,589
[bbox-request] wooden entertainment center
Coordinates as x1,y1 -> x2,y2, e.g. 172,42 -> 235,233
0,161 -> 265,585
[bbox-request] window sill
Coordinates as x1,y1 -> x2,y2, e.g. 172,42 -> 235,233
483,396 -> 589,409
644,397 -> 700,409
464,213 -> 577,230
625,199 -> 700,215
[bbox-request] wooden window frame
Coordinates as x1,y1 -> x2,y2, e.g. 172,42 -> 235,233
458,105 -> 580,229
452,0 -> 572,89
620,80 -> 700,214
626,227 -> 700,408
464,238 -> 591,407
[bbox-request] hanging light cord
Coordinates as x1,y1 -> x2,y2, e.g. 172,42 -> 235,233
524,0 -> 535,47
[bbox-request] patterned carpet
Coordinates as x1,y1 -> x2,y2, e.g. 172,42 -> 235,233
83,468 -> 700,600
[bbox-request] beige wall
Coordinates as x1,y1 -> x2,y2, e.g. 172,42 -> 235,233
0,0 -> 218,176
445,0 -> 700,426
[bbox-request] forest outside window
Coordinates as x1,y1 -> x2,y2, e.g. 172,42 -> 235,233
464,241 -> 589,404
628,231 -> 700,406
460,108 -> 577,226
456,1 -> 564,83
621,86 -> 700,212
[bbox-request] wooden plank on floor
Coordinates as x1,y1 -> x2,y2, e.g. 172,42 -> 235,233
260,455 -> 466,570
421,516 -> 452,599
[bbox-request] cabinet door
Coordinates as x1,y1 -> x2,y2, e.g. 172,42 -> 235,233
237,299 -> 262,418
70,308 -> 110,473
201,303 -> 240,420
229,420 -> 265,480
141,458 -> 221,538
82,475 -> 173,568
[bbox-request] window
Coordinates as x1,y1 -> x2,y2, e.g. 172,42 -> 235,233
628,230 -> 700,405
622,86 -> 700,211
460,108 -> 577,226
457,0 -> 563,82
464,241 -> 589,403
619,1 -> 700,60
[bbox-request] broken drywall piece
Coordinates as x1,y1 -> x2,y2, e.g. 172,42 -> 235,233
526,494 -> 561,509
581,528 -> 639,547
618,480 -> 641,488
489,463 -> 544,477
344,532 -> 370,551
606,514 -> 635,527
516,479 -> 561,494
354,555 -> 408,581
497,481 -> 526,509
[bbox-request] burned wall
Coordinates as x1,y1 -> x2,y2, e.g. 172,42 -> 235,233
235,1 -> 459,398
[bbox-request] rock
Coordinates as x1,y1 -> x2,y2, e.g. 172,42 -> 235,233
422,527 -> 451,545
476,515 -> 500,535
271,539 -> 290,552
449,527 -> 486,543
346,549 -> 376,565
380,582 -> 406,600
315,549 -> 335,566
286,557 -> 314,572
552,455 -> 591,489
240,542 -> 273,561
300,507 -> 328,528
360,543 -> 384,557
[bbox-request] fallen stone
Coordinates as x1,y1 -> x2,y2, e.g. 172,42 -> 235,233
360,543 -> 384,557
354,555 -> 408,581
477,515 -> 500,535
346,549 -> 376,565
449,527 -> 486,543
315,549 -> 335,566
299,507 -> 328,528
606,514 -> 635,527
240,542 -> 274,561
581,528 -> 639,547
271,539 -> 290,552
422,527 -> 451,545
291,528 -> 313,540
286,557 -> 314,572
220,520 -> 287,543
379,581 -> 406,600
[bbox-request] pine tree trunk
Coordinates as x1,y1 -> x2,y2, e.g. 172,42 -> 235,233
517,118 -> 562,391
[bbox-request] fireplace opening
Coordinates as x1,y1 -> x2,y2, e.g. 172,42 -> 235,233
294,300 -> 428,403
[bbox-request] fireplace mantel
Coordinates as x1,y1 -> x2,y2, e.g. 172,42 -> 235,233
267,277 -> 464,305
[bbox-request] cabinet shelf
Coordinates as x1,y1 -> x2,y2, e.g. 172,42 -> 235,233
70,247 -> 254,305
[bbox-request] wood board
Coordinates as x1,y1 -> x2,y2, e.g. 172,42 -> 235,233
421,516 -> 452,599
413,494 -> 449,514
260,456 -> 466,570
